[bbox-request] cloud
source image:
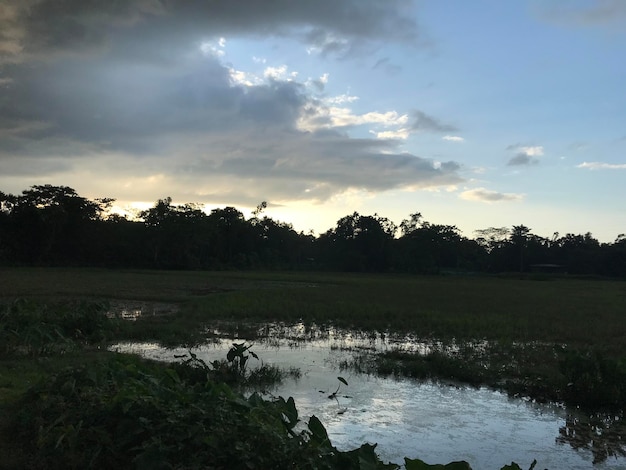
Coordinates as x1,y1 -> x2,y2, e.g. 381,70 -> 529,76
506,145 -> 544,166
299,102 -> 457,141
537,0 -> 626,27
371,129 -> 411,140
0,0 -> 420,64
0,7 -> 462,207
298,103 -> 408,132
409,110 -> 457,133
577,161 -> 626,170
442,135 -> 464,142
309,73 -> 329,91
200,38 -> 226,58
264,65 -> 298,81
460,188 -> 523,203
325,93 -> 359,105
507,154 -> 537,166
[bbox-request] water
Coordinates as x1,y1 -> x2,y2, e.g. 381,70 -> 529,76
111,334 -> 625,469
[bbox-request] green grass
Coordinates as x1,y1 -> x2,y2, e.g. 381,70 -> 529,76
2,268 -> 626,407
1,268 -> 625,350
0,268 -> 624,468
187,272 -> 626,351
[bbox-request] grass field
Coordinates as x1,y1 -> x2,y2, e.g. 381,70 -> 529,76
2,267 -> 624,349
1,268 -> 625,468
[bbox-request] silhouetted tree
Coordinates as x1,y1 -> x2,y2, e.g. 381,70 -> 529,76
1,185 -> 113,265
510,225 -> 531,272
1,183 -> 625,276
318,212 -> 396,271
397,214 -> 475,273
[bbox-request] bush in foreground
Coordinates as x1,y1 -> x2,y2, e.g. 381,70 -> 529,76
8,354 -> 537,470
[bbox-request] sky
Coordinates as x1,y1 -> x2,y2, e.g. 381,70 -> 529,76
1,0 -> 625,241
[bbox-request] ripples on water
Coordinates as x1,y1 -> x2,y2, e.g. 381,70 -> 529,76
110,321 -> 625,469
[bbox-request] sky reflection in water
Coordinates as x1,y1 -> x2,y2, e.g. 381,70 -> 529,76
111,329 -> 624,469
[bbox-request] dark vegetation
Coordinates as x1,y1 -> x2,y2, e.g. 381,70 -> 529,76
0,297 -> 541,469
1,183 -> 625,467
2,184 -> 626,276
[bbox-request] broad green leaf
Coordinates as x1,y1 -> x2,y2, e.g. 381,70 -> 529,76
283,396 -> 298,427
500,463 -> 529,470
308,415 -> 330,443
405,457 -> 473,470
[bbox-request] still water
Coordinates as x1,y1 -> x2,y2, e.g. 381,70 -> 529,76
111,330 -> 624,469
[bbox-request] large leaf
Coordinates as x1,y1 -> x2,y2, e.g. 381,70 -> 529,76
404,457 -> 473,470
282,396 -> 298,429
307,415 -> 330,445
500,461 -> 536,470
357,443 -> 400,470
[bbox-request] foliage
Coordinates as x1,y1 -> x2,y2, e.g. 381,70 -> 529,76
6,353 -> 542,470
404,458 -> 472,469
2,269 -> 626,466
226,341 -> 259,373
4,184 -> 626,275
0,299 -> 119,358
375,341 -> 626,410
559,348 -> 626,408
9,354 -> 405,469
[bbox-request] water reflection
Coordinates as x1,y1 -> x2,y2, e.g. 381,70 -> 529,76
109,325 -> 625,469
557,412 -> 626,464
106,301 -> 178,321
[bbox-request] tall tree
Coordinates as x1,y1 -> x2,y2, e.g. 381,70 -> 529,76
510,225 -> 531,272
319,212 -> 396,271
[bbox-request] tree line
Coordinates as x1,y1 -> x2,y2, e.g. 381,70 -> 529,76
1,184 -> 625,276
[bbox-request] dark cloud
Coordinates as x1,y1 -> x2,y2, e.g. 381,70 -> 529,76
0,0 -> 419,64
0,0 -> 464,205
507,153 -> 538,166
170,130 -> 462,202
409,110 -> 457,133
0,53 -> 304,153
505,144 -> 543,166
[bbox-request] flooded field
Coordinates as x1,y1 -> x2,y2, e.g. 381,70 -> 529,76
111,323 -> 626,469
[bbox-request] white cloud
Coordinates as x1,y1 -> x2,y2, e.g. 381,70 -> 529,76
442,135 -> 464,142
371,129 -> 411,140
460,188 -> 524,203
200,38 -> 226,57
228,68 -> 259,87
577,161 -> 626,170
520,146 -> 544,157
298,105 -> 408,132
325,93 -> 359,105
264,65 -> 298,81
